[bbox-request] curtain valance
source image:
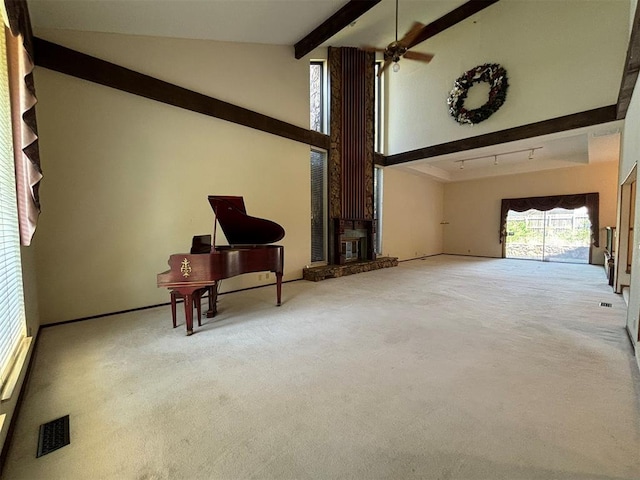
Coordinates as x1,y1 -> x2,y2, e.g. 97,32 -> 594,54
4,0 -> 42,246
499,193 -> 599,247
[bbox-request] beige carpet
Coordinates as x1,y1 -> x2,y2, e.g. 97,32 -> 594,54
3,255 -> 639,479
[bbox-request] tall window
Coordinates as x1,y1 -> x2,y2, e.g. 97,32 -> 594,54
0,26 -> 27,397
310,61 -> 328,263
310,61 -> 326,133
628,180 -> 636,273
374,61 -> 383,153
373,62 -> 383,252
374,166 -> 383,254
310,149 -> 327,263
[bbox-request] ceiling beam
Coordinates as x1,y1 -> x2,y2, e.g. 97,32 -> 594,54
33,38 -> 331,151
294,0 -> 382,59
616,0 -> 640,119
385,106 -> 617,166
406,0 -> 500,49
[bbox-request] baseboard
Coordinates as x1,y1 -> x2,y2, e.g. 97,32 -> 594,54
622,286 -> 630,306
398,253 -> 442,262
626,325 -> 636,352
41,277 -> 304,329
441,253 -> 502,259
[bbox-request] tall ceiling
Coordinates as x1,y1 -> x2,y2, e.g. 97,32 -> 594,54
27,0 -> 469,48
26,0 -> 625,182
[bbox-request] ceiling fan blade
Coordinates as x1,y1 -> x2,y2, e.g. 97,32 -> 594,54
403,50 -> 434,63
398,21 -> 426,47
378,59 -> 392,76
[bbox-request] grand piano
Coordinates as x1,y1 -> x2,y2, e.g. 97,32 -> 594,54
157,196 -> 285,335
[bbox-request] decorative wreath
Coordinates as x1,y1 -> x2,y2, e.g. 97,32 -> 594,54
447,63 -> 509,125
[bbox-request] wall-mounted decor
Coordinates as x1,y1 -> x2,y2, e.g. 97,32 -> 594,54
447,63 -> 508,125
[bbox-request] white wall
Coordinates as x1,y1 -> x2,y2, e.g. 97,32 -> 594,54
32,30 -> 448,325
35,28 -> 308,127
620,69 -> 640,352
32,30 -> 311,324
30,0 -> 633,332
387,0 -> 628,154
381,167 -> 444,260
443,162 -> 619,261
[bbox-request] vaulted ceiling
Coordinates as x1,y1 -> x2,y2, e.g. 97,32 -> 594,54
27,0 -> 469,48
27,0 -> 629,182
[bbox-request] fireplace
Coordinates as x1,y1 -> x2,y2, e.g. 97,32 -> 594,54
341,237 -> 360,262
326,48 -> 377,267
333,218 -> 375,265
302,48 -> 398,281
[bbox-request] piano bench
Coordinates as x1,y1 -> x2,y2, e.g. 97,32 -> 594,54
170,289 -> 206,328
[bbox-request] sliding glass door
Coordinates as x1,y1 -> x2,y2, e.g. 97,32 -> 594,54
505,207 -> 591,263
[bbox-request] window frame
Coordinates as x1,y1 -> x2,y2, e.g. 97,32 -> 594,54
310,148 -> 328,264
0,24 -> 29,401
310,60 -> 328,134
374,61 -> 384,154
374,165 -> 383,255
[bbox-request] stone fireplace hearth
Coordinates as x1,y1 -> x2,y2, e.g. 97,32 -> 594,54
303,256 -> 398,282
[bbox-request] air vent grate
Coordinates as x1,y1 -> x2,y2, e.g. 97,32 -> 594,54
599,302 -> 613,308
37,415 -> 70,458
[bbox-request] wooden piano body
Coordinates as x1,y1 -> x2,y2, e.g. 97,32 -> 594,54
157,196 -> 285,335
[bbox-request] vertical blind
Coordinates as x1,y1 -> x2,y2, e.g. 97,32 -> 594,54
0,26 -> 27,394
310,149 -> 326,263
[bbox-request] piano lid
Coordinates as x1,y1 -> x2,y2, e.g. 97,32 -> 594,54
208,195 -> 285,246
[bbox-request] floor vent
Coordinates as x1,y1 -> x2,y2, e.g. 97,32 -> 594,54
37,415 -> 70,458
599,302 -> 613,308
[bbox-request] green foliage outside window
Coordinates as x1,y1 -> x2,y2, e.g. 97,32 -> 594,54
507,216 -> 590,245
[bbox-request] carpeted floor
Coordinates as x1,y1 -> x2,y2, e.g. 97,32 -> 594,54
2,255 -> 639,479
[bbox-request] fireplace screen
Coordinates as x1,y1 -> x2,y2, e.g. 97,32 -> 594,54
333,219 -> 375,265
341,237 -> 360,262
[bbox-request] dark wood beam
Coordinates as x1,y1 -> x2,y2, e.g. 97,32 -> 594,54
617,1 -> 640,119
33,37 -> 331,151
294,0 -> 382,59
385,106 -> 617,166
407,0 -> 500,49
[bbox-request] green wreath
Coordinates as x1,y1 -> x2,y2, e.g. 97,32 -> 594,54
447,63 -> 508,125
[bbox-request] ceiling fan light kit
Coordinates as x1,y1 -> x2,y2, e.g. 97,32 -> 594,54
364,0 -> 435,76
447,63 -> 509,125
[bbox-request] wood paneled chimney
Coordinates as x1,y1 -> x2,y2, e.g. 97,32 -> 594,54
328,47 -> 376,265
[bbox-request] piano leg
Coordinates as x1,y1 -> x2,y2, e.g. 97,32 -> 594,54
195,290 -> 202,327
170,287 -> 198,335
183,292 -> 194,335
206,282 -> 218,318
170,291 -> 178,328
276,272 -> 283,306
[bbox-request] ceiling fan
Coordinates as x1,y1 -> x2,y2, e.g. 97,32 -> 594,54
363,0 -> 435,76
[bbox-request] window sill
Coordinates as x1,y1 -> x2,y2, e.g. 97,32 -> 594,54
1,336 -> 33,402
